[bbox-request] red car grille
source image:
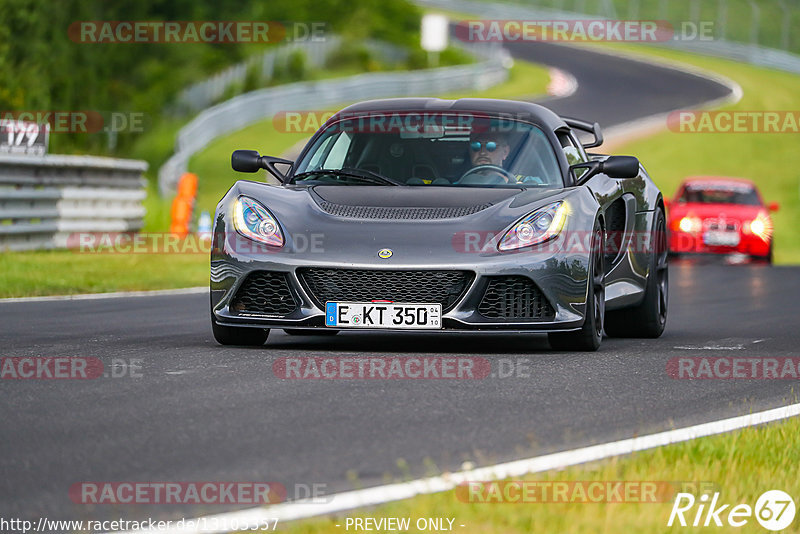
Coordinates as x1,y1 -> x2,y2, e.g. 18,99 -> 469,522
703,218 -> 739,232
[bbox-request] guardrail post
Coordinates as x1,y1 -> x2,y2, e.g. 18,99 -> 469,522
628,0 -> 640,21
690,0 -> 700,26
716,0 -> 728,41
747,0 -> 760,47
778,0 -> 791,51
658,0 -> 669,21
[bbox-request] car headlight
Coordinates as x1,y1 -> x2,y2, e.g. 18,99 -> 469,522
498,201 -> 567,251
748,212 -> 773,242
232,196 -> 284,247
678,216 -> 702,233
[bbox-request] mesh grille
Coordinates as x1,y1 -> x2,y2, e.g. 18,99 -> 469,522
478,276 -> 555,320
318,202 -> 490,220
606,202 -> 626,233
230,271 -> 299,316
298,268 -> 473,312
605,200 -> 626,261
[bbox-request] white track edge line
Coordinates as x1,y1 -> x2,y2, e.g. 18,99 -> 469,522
116,402 -> 800,534
0,286 -> 208,304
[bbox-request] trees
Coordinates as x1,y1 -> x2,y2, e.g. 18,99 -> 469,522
0,0 -> 421,154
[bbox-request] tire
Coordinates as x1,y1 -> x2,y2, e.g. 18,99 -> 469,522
283,329 -> 340,336
605,208 -> 668,338
548,220 -> 604,351
211,314 -> 269,346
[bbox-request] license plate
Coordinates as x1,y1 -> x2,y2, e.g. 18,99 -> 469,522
325,302 -> 442,329
703,231 -> 740,247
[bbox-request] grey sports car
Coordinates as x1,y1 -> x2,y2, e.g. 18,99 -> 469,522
210,98 -> 668,351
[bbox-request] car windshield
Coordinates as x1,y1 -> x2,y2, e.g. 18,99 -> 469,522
678,184 -> 761,206
292,113 -> 563,188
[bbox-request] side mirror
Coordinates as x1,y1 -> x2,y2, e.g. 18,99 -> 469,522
601,156 -> 640,178
570,155 -> 640,185
768,201 -> 779,212
231,150 -> 292,183
231,150 -> 262,173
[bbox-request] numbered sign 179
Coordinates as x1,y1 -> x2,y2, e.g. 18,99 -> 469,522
0,120 -> 49,156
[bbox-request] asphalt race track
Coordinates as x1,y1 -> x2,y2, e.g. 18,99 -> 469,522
2,43 -> 795,523
506,40 -> 732,128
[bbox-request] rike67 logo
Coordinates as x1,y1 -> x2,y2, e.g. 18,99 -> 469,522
668,490 -> 795,531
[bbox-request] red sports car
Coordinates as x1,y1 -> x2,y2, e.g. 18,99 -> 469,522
667,176 -> 778,263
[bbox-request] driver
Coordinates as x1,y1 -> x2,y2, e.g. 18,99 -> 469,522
464,129 -> 548,186
469,132 -> 510,168
461,130 -> 517,185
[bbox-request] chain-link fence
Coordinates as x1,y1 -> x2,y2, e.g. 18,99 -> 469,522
417,0 -> 800,73
513,0 -> 800,53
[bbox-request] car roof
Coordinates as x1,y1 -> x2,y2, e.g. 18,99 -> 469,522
330,98 -> 569,132
681,175 -> 757,189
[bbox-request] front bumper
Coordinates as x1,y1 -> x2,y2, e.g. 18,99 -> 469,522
211,236 -> 591,333
669,230 -> 771,258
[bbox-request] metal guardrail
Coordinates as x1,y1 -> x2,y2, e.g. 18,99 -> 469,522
158,42 -> 511,195
415,0 -> 800,75
174,38 -> 410,114
0,154 -> 147,251
176,38 -> 343,114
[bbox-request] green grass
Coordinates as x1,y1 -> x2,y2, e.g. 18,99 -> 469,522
588,43 -> 800,264
0,249 -> 208,298
276,415 -> 800,533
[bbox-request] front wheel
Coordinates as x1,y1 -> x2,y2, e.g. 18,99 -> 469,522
605,207 -> 668,338
211,314 -> 269,346
548,220 -> 604,351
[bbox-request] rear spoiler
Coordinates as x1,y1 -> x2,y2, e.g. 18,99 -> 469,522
562,117 -> 604,148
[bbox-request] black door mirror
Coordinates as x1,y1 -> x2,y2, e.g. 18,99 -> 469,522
601,156 -> 639,178
231,150 -> 293,183
231,150 -> 262,173
570,155 -> 640,185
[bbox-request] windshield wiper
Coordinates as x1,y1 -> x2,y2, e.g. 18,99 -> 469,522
292,168 -> 402,186
340,167 -> 405,186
